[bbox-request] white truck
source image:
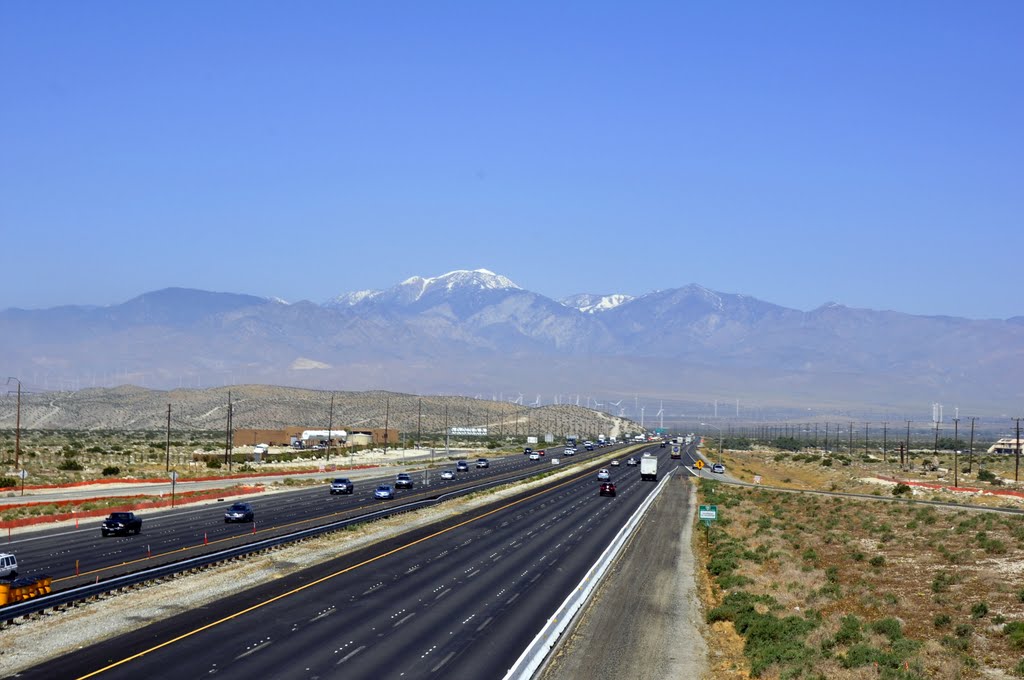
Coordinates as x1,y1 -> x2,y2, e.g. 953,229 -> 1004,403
640,456 -> 658,481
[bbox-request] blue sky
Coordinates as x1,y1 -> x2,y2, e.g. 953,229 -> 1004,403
2,2 -> 1021,318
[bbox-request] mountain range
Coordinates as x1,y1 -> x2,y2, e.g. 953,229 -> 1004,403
2,269 -> 1022,415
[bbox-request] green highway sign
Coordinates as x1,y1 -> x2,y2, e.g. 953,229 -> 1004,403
698,505 -> 718,521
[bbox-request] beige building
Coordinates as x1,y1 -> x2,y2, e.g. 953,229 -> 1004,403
986,437 -> 1023,455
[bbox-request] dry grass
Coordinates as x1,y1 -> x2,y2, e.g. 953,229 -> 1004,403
695,478 -> 1024,678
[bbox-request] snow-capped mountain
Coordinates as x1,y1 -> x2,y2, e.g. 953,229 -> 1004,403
3,272 -> 1024,412
561,293 -> 635,314
326,269 -> 520,309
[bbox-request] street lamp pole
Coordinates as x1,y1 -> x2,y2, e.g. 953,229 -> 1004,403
5,378 -> 21,469
701,422 -> 723,464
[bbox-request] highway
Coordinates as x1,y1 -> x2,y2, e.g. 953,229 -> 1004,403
18,445 -> 678,679
4,443 -> 631,589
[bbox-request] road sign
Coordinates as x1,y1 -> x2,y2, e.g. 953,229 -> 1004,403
753,475 -> 762,484
672,445 -> 680,454
699,505 -> 718,521
18,469 -> 28,480
694,460 -> 705,470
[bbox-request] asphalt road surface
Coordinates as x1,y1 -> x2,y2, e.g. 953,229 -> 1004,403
5,443 -> 631,590
17,446 -> 673,680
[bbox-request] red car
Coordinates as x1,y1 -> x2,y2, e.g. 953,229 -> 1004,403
537,449 -> 545,456
599,482 -> 616,497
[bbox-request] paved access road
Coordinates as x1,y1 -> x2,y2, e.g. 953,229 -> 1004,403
18,446 -> 675,680
5,444 -> 630,589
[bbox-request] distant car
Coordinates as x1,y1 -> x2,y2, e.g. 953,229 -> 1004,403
529,452 -> 541,461
0,552 -> 18,579
476,458 -> 489,468
374,485 -> 395,499
626,458 -> 638,466
395,473 -> 414,489
440,470 -> 455,480
711,463 -> 726,474
524,447 -> 533,455
537,449 -> 545,456
585,442 -> 595,451
660,442 -> 666,448
563,447 -> 576,456
597,469 -> 611,481
329,478 -> 354,494
456,461 -> 469,472
224,502 -> 254,523
610,460 -> 620,466
102,512 -> 142,536
599,482 -> 616,497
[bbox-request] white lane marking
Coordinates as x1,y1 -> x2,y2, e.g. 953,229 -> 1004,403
467,569 -> 481,579
336,645 -> 366,664
431,651 -> 456,673
235,638 -> 272,660
393,612 -> 416,628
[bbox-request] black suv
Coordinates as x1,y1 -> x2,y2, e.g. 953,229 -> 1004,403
224,502 -> 254,523
102,512 -> 142,536
395,473 -> 414,489
456,461 -> 469,472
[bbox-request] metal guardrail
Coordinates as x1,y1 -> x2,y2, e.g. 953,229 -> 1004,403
503,468 -> 674,679
0,449 -> 630,622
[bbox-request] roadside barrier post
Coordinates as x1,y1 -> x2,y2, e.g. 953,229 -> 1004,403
75,559 -> 79,576
204,532 -> 208,545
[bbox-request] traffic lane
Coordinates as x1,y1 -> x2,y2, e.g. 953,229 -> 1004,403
5,444 -> 626,583
20,456 -> 664,680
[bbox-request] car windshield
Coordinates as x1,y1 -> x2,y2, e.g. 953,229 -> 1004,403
230,504 -> 248,511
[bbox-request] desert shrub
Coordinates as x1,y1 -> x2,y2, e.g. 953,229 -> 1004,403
955,623 -> 972,638
870,618 -> 903,641
934,613 -> 951,628
870,555 -> 886,568
708,591 -> 816,675
970,602 -> 989,619
101,466 -> 120,476
977,468 -> 998,482
892,483 -> 912,496
820,457 -> 833,467
57,458 -> 84,471
0,476 -> 17,489
206,459 -> 222,469
932,571 -> 960,593
834,615 -> 863,645
1005,621 -> 1024,650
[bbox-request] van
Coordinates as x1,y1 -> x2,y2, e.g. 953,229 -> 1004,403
0,553 -> 18,579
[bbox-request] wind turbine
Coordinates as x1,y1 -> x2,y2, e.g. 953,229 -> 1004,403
531,394 -> 541,407
515,393 -> 524,405
657,401 -> 664,430
610,399 -> 623,407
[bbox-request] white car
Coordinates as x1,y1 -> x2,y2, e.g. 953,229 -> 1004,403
563,447 -> 576,456
597,469 -> 611,481
610,460 -> 620,467
529,452 -> 541,460
0,552 -> 18,579
711,463 -> 726,474
440,470 -> 455,480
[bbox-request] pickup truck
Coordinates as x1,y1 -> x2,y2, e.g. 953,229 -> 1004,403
101,512 -> 142,536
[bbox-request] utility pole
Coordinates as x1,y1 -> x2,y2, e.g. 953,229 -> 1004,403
848,422 -> 853,456
444,405 -> 450,457
864,422 -> 869,458
968,417 -> 976,473
417,398 -> 422,448
165,403 -> 172,472
814,422 -> 818,448
824,422 -> 829,453
905,420 -> 912,468
384,394 -> 390,455
224,390 -> 233,471
881,421 -> 888,463
953,416 -> 959,488
327,392 -> 335,461
1016,418 -> 1021,486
